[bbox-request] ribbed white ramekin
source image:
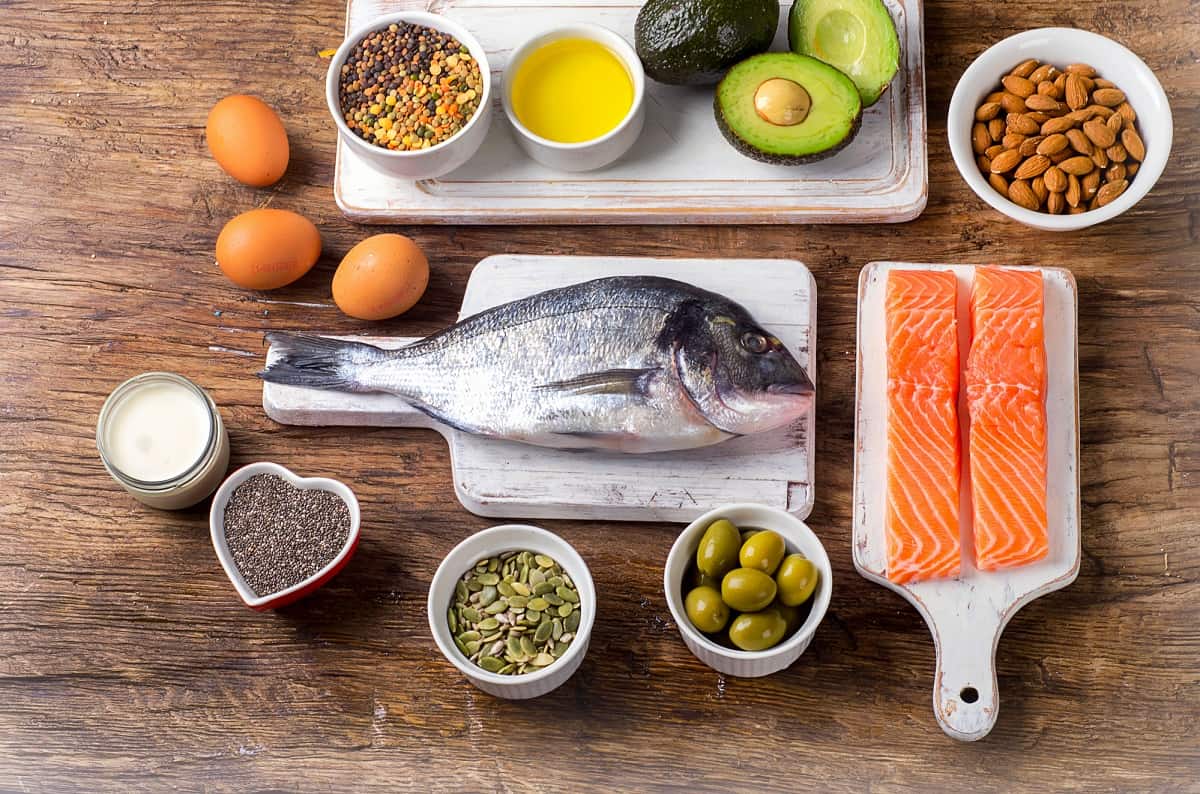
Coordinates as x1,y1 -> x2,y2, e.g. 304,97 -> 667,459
428,524 -> 595,699
664,504 -> 832,677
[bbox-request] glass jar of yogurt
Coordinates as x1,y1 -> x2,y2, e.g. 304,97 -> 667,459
96,372 -> 231,509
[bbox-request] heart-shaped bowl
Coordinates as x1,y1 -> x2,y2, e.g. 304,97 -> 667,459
209,462 -> 361,610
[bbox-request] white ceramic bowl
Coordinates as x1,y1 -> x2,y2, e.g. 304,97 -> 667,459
325,11 -> 493,179
948,27 -> 1172,231
210,462 -> 361,611
665,504 -> 832,678
427,524 -> 596,699
501,24 -> 645,172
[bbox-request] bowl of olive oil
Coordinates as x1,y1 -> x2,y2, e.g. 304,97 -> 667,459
502,24 -> 645,171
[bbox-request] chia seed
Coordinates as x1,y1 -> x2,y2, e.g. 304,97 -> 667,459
223,473 -> 352,597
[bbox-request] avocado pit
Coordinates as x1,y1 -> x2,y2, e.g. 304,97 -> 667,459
754,78 -> 812,126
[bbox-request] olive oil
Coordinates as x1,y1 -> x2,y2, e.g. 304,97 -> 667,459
511,38 -> 634,143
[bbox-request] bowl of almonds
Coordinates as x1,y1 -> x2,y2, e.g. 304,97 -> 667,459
949,28 -> 1172,230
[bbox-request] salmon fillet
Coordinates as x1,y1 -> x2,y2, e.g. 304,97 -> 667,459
967,267 -> 1049,571
885,270 -> 961,584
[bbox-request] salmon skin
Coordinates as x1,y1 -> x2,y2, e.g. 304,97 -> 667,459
967,267 -> 1049,570
884,270 -> 961,584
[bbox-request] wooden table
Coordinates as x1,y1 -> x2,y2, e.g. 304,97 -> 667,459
2,1 -> 1197,790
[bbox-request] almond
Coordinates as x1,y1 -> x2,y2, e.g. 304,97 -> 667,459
1116,101 -> 1137,123
1106,143 -> 1128,163
990,149 -> 1023,174
1060,155 -> 1095,176
1019,135 -> 1044,157
972,123 -> 990,154
1051,148 -> 1073,163
1066,63 -> 1097,77
1041,116 -> 1076,135
1069,107 -> 1102,124
1054,72 -> 1068,91
1085,103 -> 1114,119
1093,77 -> 1118,90
1069,205 -> 1087,215
1106,162 -> 1127,183
1008,178 -> 1040,210
988,118 -> 1006,141
1037,133 -> 1070,156
1031,175 -> 1048,204
1066,173 -> 1082,207
975,102 -> 1002,122
1003,132 -> 1027,150
1037,80 -> 1060,99
1121,128 -> 1146,162
1096,178 -> 1128,207
1000,92 -> 1027,113
1065,74 -> 1089,110
1029,63 -> 1057,84
1043,165 -> 1068,192
1082,169 -> 1102,199
1092,146 -> 1109,169
1008,113 -> 1041,135
1026,111 -> 1051,124
988,172 -> 1010,195
1011,58 -> 1040,78
1066,128 -> 1094,155
1127,161 -> 1140,176
977,154 -> 992,172
986,144 -> 1006,159
1024,94 -> 1063,112
986,91 -> 1007,104
1106,112 -> 1125,135
1047,191 -> 1066,214
1083,119 -> 1117,148
1015,154 -> 1052,180
1002,74 -> 1036,98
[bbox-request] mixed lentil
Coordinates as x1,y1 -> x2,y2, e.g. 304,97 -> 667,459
223,474 -> 352,597
339,22 -> 485,151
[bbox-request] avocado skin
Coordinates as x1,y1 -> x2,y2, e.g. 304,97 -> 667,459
713,92 -> 863,165
635,0 -> 778,86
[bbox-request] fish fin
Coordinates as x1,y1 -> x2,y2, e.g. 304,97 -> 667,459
536,368 -> 659,397
258,332 -> 389,392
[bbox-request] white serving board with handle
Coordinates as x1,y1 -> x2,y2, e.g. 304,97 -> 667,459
853,261 -> 1080,742
264,255 -> 817,523
334,0 -> 927,224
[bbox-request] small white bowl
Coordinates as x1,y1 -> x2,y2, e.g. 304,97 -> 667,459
665,504 -> 832,678
325,11 -> 493,180
427,524 -> 596,699
948,27 -> 1172,231
501,24 -> 645,172
210,462 -> 361,611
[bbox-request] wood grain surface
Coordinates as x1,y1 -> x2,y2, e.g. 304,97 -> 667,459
1,1 -> 1197,791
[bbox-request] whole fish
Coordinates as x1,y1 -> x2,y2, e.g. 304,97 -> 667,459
260,276 -> 814,453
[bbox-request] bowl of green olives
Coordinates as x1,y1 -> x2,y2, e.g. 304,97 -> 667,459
664,504 -> 832,678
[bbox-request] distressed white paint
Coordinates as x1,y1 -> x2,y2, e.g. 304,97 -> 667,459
333,0 -> 927,224
264,255 -> 817,522
852,261 -> 1081,742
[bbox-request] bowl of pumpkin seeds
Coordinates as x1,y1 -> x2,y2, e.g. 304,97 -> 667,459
427,524 -> 595,699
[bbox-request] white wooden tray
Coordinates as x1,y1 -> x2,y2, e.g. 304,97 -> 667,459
853,262 -> 1080,741
264,255 -> 817,522
334,0 -> 927,224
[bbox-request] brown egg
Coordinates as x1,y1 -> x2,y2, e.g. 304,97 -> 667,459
216,209 -> 321,290
333,234 -> 429,321
206,95 -> 289,187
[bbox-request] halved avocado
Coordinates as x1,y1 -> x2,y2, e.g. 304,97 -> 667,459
635,0 -> 777,86
714,52 -> 862,165
788,0 -> 900,106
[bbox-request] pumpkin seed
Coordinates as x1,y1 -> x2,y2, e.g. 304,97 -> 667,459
478,585 -> 498,607
565,610 -> 581,632
506,595 -> 529,609
552,641 -> 569,658
461,607 -> 480,623
552,618 -> 564,641
511,581 -> 532,596
477,617 -> 499,631
520,635 -> 537,657
558,604 -> 573,618
535,554 -> 555,568
507,635 -> 524,659
447,608 -> 457,633
455,580 -> 469,602
477,572 -> 500,586
479,656 -> 504,673
533,581 -> 555,596
532,652 -> 556,667
543,593 -> 564,606
497,581 -> 515,597
484,600 -> 508,614
556,586 -> 579,603
527,597 -> 550,612
524,610 -> 541,624
548,576 -> 564,588
534,621 -> 554,643
457,630 -> 481,643
529,569 -> 546,587
465,640 -> 481,655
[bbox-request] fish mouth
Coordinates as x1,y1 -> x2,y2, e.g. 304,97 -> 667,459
766,381 -> 815,396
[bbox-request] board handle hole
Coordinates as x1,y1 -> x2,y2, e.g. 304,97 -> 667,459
959,686 -> 979,704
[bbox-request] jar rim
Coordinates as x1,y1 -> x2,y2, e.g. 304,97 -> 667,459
96,372 -> 219,491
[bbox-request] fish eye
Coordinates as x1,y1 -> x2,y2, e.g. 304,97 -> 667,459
740,332 -> 769,354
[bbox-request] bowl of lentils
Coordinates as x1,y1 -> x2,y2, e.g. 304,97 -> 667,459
325,11 -> 493,179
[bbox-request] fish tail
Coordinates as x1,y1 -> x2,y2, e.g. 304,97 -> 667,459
258,332 -> 390,392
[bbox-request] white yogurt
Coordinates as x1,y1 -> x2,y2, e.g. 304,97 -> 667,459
103,380 -> 212,481
97,372 -> 231,509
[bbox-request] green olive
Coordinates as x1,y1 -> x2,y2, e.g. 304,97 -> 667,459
728,609 -> 788,651
775,554 -> 819,606
720,567 -> 777,613
695,519 -> 742,579
770,600 -> 805,634
689,567 -> 722,589
739,528 -> 762,544
684,585 -> 730,634
738,529 -> 786,575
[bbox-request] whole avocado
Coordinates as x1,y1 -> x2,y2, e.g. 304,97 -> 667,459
635,0 -> 778,86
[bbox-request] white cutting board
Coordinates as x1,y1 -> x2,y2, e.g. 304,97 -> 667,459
264,255 -> 816,522
335,0 -> 927,224
853,261 -> 1080,742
